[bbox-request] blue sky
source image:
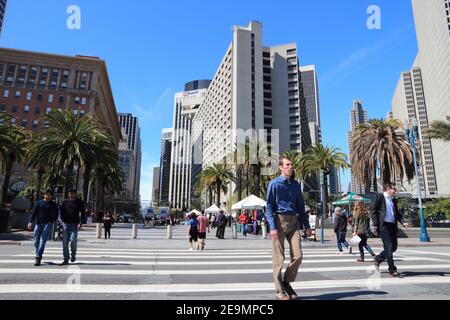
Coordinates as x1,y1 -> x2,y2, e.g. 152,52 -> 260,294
1,0 -> 418,202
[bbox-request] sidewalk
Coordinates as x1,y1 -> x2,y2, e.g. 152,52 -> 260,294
1,226 -> 449,247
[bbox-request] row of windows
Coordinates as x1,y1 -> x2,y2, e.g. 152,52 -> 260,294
0,63 -> 90,90
0,103 -> 85,115
2,89 -> 88,105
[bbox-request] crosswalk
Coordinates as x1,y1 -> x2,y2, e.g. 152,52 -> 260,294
1,225 -> 450,299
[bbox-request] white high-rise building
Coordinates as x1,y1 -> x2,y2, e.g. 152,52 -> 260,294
348,100 -> 369,194
118,113 -> 141,200
391,0 -> 450,196
191,21 -> 313,208
169,80 -> 210,210
159,128 -> 173,206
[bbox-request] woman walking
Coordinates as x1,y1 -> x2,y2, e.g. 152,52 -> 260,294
334,207 -> 352,254
187,213 -> 199,250
102,212 -> 113,239
352,201 -> 376,262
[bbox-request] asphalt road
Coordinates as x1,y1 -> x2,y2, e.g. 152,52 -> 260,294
0,224 -> 450,300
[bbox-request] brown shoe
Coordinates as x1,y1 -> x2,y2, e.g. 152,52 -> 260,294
275,292 -> 290,301
356,259 -> 365,263
283,282 -> 298,300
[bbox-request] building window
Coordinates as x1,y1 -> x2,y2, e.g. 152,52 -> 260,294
39,67 -> 49,87
74,96 -> 80,104
35,106 -> 41,115
48,94 -> 54,103
28,67 -> 38,86
59,96 -> 64,103
11,118 -> 16,125
46,107 -> 52,114
18,65 -> 27,85
50,69 -> 59,88
32,120 -> 39,128
21,119 -> 28,128
79,72 -> 88,90
37,94 -> 43,101
81,97 -> 87,105
6,64 -> 16,82
26,92 -> 32,100
24,105 -> 30,113
0,104 -> 5,112
61,70 -> 69,88
15,91 -> 20,98
3,89 -> 9,98
44,121 -> 49,129
12,105 -> 18,113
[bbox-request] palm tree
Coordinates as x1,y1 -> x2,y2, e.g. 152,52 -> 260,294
194,167 -> 216,207
0,125 -> 28,207
351,118 -> 414,192
40,110 -> 102,195
426,116 -> 450,142
302,144 -> 349,216
204,163 -> 236,208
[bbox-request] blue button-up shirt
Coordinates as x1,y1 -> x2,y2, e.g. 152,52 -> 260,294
383,192 -> 396,223
266,175 -> 310,231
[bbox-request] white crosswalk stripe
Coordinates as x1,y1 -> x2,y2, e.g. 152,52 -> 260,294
1,227 -> 450,297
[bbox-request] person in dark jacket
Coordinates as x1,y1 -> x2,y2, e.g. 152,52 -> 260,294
333,207 -> 352,255
27,189 -> 59,266
216,211 -> 227,239
102,212 -> 114,239
371,183 -> 408,277
60,189 -> 85,265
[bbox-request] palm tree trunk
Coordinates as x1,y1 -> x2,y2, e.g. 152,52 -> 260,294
64,161 -> 75,197
216,181 -> 221,208
253,164 -> 261,197
0,156 -> 14,207
35,167 -> 44,203
82,163 -> 93,207
237,166 -> 242,201
208,186 -> 213,207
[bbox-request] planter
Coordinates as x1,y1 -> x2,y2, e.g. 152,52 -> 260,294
11,210 -> 31,230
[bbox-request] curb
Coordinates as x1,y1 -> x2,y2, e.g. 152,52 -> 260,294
0,241 -> 22,246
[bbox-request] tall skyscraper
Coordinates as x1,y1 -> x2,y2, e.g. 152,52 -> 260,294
118,129 -> 135,198
118,113 -> 141,200
390,0 -> 450,196
348,100 -> 368,194
169,80 -> 210,210
191,21 -> 313,207
159,128 -> 172,205
0,0 -> 7,38
300,65 -> 322,146
152,167 -> 160,207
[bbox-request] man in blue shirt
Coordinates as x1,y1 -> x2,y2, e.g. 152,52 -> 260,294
266,156 -> 312,300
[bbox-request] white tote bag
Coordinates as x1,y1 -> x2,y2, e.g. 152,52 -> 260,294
351,235 -> 362,245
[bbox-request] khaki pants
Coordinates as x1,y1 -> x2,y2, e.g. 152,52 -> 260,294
272,214 -> 303,293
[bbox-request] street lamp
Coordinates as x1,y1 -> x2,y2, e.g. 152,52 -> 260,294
405,119 -> 430,242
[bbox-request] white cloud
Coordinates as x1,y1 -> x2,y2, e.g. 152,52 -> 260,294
320,24 -> 413,82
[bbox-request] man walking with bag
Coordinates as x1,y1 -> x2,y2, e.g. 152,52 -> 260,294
371,183 -> 408,277
266,156 -> 312,300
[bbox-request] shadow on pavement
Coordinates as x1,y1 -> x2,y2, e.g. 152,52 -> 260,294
400,271 -> 450,277
301,290 -> 388,300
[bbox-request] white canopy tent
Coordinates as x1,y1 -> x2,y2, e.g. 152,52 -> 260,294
232,195 -> 267,210
188,209 -> 201,216
205,204 -> 221,214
